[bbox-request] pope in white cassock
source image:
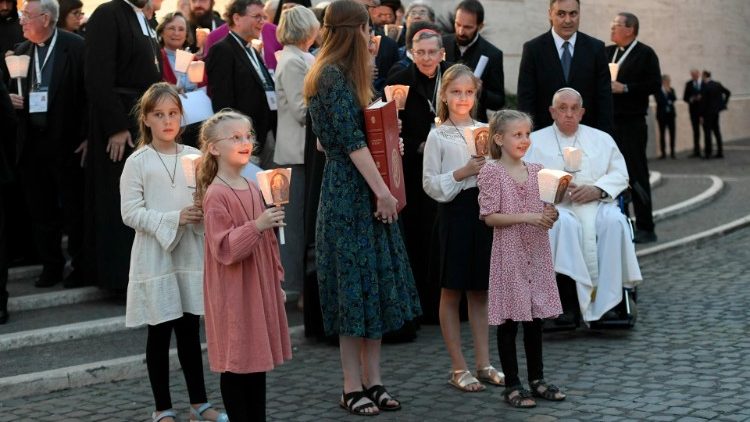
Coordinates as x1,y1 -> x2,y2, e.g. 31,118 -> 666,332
524,88 -> 642,322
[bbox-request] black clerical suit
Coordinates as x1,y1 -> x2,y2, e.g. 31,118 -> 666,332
682,79 -> 704,156
518,30 -> 613,134
701,79 -> 731,158
606,40 -> 661,233
385,61 -> 451,324
14,30 -> 87,286
443,34 -> 504,122
655,86 -> 676,158
207,31 -> 277,167
85,0 -> 163,290
374,34 -> 400,94
0,71 -> 17,323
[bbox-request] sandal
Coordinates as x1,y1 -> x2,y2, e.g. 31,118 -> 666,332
448,369 -> 486,392
152,409 -> 178,422
530,379 -> 566,401
190,403 -> 229,422
339,390 -> 379,416
364,384 -> 401,411
476,365 -> 505,386
503,387 -> 536,408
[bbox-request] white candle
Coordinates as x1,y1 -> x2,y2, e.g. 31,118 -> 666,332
174,49 -> 194,73
187,61 -> 205,84
538,169 -> 572,204
608,63 -> 619,82
563,147 -> 582,172
180,154 -> 202,188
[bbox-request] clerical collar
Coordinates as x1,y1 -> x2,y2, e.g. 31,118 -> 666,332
618,40 -> 634,52
36,29 -> 56,47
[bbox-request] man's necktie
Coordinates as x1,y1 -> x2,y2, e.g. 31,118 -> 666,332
561,41 -> 571,82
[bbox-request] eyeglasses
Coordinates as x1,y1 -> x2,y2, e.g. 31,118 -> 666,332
72,10 -> 85,17
412,49 -> 442,59
408,9 -> 429,17
247,13 -> 266,21
216,132 -> 257,144
19,12 -> 48,22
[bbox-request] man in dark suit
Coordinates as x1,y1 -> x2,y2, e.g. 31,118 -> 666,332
607,12 -> 661,244
85,0 -> 163,290
700,70 -> 731,159
682,69 -> 704,157
442,0 -> 504,122
9,0 -> 87,288
655,74 -> 676,159
0,70 -> 17,324
518,0 -> 612,134
207,0 -> 276,168
187,0 -> 224,51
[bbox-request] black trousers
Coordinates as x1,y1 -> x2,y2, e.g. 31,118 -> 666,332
0,185 -> 7,311
220,371 -> 266,422
146,313 -> 207,411
497,319 -> 544,388
689,111 -> 702,155
613,116 -> 654,232
702,113 -> 723,157
657,116 -> 676,157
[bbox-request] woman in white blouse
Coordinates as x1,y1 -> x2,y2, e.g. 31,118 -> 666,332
422,64 -> 501,393
272,6 -> 320,301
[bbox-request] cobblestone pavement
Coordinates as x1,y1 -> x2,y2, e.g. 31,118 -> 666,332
3,227 -> 750,422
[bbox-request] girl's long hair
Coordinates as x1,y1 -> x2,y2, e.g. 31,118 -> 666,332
133,82 -> 184,149
303,0 -> 373,108
488,109 -> 533,159
195,109 -> 253,202
436,64 -> 480,124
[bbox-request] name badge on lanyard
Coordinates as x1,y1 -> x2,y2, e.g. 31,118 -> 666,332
29,91 -> 49,113
30,29 -> 58,114
265,90 -> 278,111
232,32 -> 277,110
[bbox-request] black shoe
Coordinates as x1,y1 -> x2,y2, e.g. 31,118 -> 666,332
688,153 -> 701,158
0,306 -> 7,324
670,154 -> 676,159
35,269 -> 62,287
633,230 -> 657,244
701,155 -> 711,160
658,155 -> 666,160
63,269 -> 89,288
601,310 -> 620,321
713,153 -> 724,159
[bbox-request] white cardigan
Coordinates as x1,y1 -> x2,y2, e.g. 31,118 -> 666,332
120,145 -> 205,327
273,45 -> 313,165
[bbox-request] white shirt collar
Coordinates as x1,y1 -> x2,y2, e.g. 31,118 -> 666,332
457,32 -> 480,55
551,29 -> 577,58
121,0 -> 154,37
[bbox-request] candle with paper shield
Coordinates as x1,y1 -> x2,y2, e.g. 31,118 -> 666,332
538,169 -> 572,204
195,28 -> 210,48
562,146 -> 582,172
256,168 -> 292,245
187,61 -> 205,84
174,49 -> 194,74
5,55 -> 30,96
250,39 -> 262,52
180,154 -> 202,188
608,63 -> 619,82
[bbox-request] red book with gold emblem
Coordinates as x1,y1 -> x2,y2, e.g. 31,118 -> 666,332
364,98 -> 407,212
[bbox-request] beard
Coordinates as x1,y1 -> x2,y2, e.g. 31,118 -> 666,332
127,0 -> 149,8
189,9 -> 213,28
455,31 -> 476,46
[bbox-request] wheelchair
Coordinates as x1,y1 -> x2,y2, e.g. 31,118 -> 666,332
544,191 -> 638,332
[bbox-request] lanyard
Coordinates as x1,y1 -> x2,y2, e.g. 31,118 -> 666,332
33,29 -> 58,90
230,32 -> 271,90
611,39 -> 638,65
426,66 -> 442,116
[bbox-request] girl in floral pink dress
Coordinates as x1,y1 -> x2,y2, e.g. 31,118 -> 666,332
477,110 -> 565,409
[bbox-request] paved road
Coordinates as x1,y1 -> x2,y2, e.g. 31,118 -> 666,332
3,224 -> 750,421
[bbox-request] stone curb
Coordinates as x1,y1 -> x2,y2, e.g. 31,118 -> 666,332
0,326 -> 305,400
7,287 -> 115,313
0,316 -> 126,352
652,175 -> 724,222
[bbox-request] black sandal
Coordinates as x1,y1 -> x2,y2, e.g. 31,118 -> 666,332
530,379 -> 566,401
339,390 -> 379,416
364,384 -> 402,411
503,386 -> 537,408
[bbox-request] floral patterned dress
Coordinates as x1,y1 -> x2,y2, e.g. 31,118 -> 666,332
307,65 -> 422,339
477,160 -> 562,325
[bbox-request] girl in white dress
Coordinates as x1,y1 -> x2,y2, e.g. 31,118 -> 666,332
120,83 -> 227,422
422,64 -> 503,393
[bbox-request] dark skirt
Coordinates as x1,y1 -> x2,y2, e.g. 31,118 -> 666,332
436,187 -> 492,291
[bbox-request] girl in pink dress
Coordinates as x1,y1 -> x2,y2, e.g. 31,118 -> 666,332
197,110 -> 292,421
477,110 -> 565,409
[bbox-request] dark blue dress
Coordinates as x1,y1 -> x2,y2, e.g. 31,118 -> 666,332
308,65 -> 421,339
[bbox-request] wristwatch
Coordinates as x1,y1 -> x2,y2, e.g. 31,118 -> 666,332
598,187 -> 608,199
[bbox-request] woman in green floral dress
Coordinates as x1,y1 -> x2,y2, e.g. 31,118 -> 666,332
304,0 -> 421,416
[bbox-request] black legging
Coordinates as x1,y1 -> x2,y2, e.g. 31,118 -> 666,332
146,313 -> 207,411
220,371 -> 266,422
497,319 -> 544,388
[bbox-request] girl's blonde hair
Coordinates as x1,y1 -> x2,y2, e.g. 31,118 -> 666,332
133,82 -> 184,149
196,109 -> 253,201
436,64 -> 480,124
488,109 -> 533,159
303,0 -> 373,108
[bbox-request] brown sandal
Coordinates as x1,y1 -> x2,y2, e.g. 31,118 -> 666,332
476,365 -> 505,386
530,379 -> 566,401
503,387 -> 536,408
449,369 -> 486,392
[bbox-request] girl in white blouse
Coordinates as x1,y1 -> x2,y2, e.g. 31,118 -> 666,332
422,64 -> 503,393
120,83 -> 226,422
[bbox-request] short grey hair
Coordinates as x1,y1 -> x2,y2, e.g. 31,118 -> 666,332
412,29 -> 442,48
276,6 -> 319,46
30,0 -> 60,23
551,87 -> 583,107
406,1 -> 435,22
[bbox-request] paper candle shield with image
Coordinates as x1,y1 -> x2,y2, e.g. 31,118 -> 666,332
538,169 -> 573,205
180,154 -> 202,188
384,85 -> 409,110
464,127 -> 490,157
256,168 -> 292,245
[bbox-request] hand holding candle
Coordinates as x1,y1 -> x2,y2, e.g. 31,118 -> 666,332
562,146 -> 582,172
